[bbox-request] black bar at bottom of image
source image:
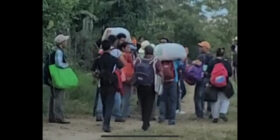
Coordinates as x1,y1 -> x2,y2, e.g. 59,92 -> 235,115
101,135 -> 181,138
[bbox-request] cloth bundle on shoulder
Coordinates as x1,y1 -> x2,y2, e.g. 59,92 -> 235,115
101,27 -> 132,43
154,43 -> 186,61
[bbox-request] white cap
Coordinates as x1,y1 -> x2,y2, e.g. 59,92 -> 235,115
54,34 -> 70,44
141,40 -> 150,49
150,44 -> 156,48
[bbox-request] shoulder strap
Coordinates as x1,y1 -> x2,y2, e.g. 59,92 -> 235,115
152,57 -> 159,73
134,57 -> 142,65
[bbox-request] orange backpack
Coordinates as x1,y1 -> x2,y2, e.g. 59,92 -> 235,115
121,52 -> 134,82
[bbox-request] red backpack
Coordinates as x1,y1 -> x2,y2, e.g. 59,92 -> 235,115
210,63 -> 228,87
161,61 -> 175,82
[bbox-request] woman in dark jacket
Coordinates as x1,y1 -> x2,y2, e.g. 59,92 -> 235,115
207,48 -> 232,123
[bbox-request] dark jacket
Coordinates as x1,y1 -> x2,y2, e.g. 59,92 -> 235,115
207,57 -> 233,93
207,57 -> 232,78
91,52 -> 123,73
91,52 -> 124,87
43,47 -> 66,87
197,52 -> 213,66
197,52 -> 214,78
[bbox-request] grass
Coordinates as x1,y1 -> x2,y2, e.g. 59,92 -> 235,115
43,69 -> 97,118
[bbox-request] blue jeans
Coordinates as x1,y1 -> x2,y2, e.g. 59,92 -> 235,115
159,81 -> 177,122
96,92 -> 103,118
112,92 -> 122,119
121,84 -> 132,118
194,78 -> 208,118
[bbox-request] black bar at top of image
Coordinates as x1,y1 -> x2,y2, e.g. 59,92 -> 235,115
101,135 -> 181,138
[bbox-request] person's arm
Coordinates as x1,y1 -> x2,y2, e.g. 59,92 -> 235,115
91,58 -> 100,78
197,54 -> 204,64
207,60 -> 215,78
155,60 -> 163,77
55,49 -> 69,68
224,60 -> 233,77
116,58 -> 124,69
134,57 -> 141,66
119,54 -> 127,66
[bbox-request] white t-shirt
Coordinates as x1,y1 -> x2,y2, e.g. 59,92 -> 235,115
110,48 -> 122,58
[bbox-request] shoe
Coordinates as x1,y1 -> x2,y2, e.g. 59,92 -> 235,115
212,118 -> 218,123
96,116 -> 103,122
115,118 -> 125,122
179,111 -> 186,114
150,117 -> 156,121
168,120 -> 176,125
48,119 -> 57,123
158,118 -> 164,123
196,116 -> 204,120
142,122 -> 150,131
103,126 -> 111,133
57,120 -> 71,124
219,114 -> 228,122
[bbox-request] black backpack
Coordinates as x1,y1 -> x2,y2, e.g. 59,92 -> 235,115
204,85 -> 218,102
43,51 -> 56,86
43,49 -> 66,86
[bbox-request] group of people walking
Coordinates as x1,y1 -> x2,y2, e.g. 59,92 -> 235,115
44,31 -> 237,133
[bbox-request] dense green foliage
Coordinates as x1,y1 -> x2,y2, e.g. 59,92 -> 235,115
43,0 -> 237,70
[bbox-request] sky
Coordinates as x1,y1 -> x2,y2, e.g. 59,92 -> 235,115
201,5 -> 228,20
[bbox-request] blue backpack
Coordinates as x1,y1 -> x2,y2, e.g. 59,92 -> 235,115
134,58 -> 155,86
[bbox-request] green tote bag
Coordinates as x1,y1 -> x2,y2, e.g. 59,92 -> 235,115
49,64 -> 79,89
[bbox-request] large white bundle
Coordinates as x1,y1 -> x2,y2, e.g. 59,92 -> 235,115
101,27 -> 132,43
154,43 -> 186,61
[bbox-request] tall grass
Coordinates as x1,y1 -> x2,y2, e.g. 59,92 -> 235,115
43,69 -> 97,118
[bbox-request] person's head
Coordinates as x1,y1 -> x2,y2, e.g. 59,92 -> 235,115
216,48 -> 225,57
120,42 -> 131,53
101,40 -> 111,52
117,33 -> 127,45
55,34 -> 70,49
144,45 -> 154,56
108,35 -> 118,48
138,36 -> 145,43
198,41 -> 211,53
131,37 -> 137,46
141,40 -> 151,49
159,37 -> 169,43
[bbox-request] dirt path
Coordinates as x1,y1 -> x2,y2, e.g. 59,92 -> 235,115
43,84 -> 236,140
